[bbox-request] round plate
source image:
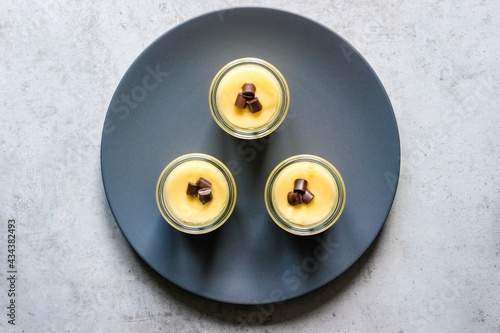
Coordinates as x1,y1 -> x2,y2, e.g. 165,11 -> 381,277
101,7 -> 400,305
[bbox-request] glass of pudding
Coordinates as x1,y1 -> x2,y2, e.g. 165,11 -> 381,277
208,58 -> 290,139
264,155 -> 346,236
156,153 -> 237,234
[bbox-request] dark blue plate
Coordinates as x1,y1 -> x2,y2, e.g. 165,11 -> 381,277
101,7 -> 400,304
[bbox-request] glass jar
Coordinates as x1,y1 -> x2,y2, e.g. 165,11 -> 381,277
264,154 -> 346,235
209,57 -> 290,139
156,153 -> 237,234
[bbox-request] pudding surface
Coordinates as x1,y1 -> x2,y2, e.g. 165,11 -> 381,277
216,63 -> 281,130
163,159 -> 229,226
272,161 -> 339,227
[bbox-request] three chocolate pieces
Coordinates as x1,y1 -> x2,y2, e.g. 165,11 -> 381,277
234,83 -> 263,113
287,179 -> 314,206
186,177 -> 213,204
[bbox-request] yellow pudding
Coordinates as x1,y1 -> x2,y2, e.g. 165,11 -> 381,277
209,58 -> 289,139
272,161 -> 338,226
164,160 -> 228,225
216,64 -> 280,129
265,155 -> 346,235
156,153 -> 237,234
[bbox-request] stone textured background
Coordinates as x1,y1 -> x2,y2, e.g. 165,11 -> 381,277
1,1 -> 499,332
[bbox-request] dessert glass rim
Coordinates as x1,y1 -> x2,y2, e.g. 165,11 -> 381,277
156,153 -> 237,234
264,154 -> 346,236
208,57 -> 290,140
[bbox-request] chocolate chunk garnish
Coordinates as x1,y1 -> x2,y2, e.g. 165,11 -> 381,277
241,83 -> 256,98
242,91 -> 255,99
287,191 -> 303,206
234,92 -> 247,108
234,83 -> 263,112
187,177 -> 214,204
186,182 -> 199,197
198,188 -> 213,204
247,97 -> 262,113
294,179 -> 308,193
288,178 -> 314,206
196,177 -> 212,189
301,189 -> 315,204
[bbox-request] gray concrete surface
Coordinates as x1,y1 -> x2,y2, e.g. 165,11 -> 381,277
1,1 -> 499,332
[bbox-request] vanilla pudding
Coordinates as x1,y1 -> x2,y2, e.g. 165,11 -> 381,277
209,58 -> 289,139
216,64 -> 279,128
156,153 -> 237,234
265,155 -> 346,235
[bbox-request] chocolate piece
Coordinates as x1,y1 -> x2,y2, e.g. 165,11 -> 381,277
247,97 -> 262,113
294,179 -> 308,193
287,191 -> 303,206
288,178 -> 315,206
196,177 -> 212,189
198,188 -> 213,204
234,92 -> 247,108
242,92 -> 255,99
186,182 -> 199,197
301,188 -> 315,204
241,83 -> 256,98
